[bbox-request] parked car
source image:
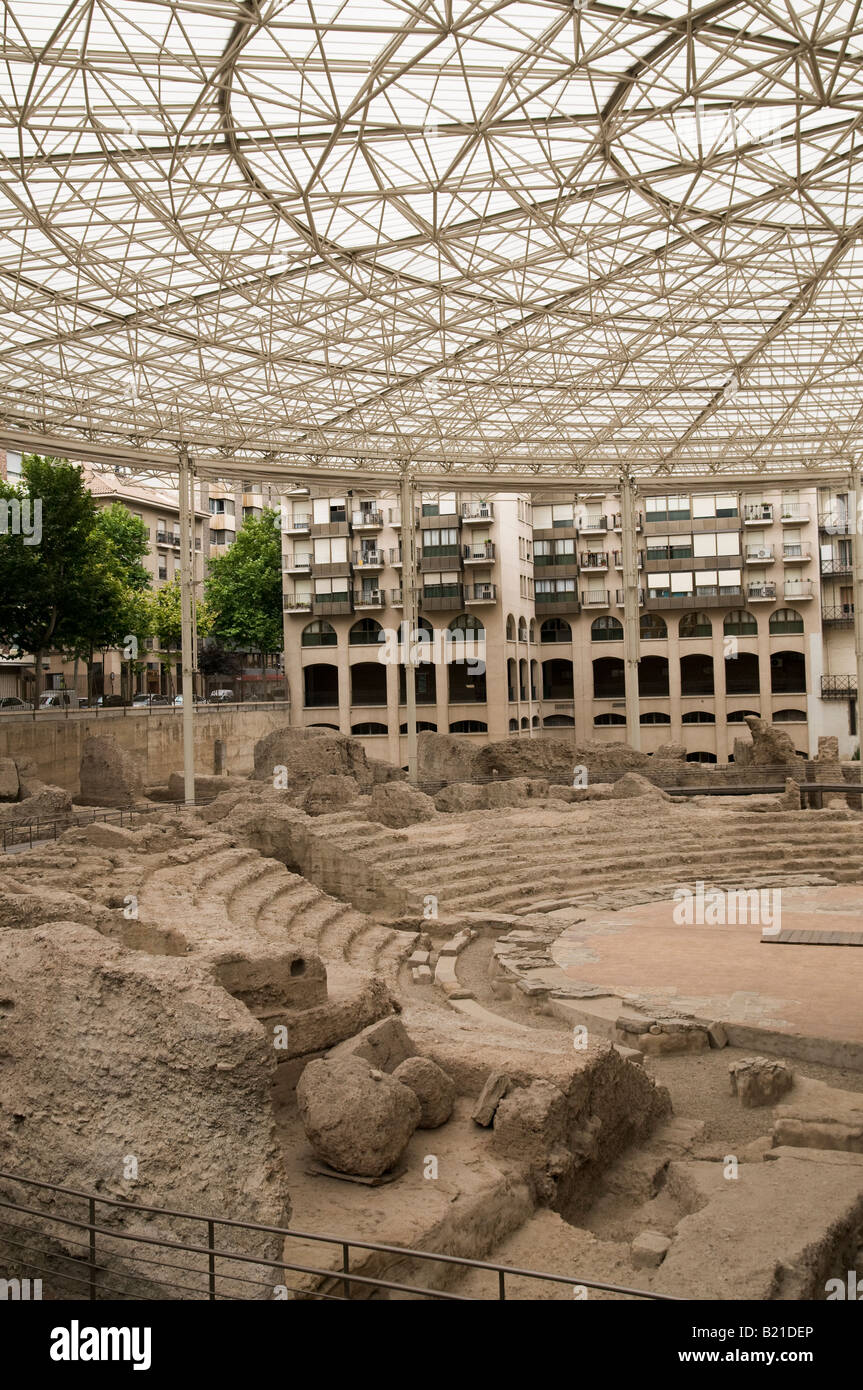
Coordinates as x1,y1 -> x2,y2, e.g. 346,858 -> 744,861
96,694 -> 130,708
0,696 -> 31,710
132,693 -> 171,707
38,691 -> 72,709
207,689 -> 235,703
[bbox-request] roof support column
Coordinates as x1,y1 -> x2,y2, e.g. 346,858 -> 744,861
399,465 -> 419,783
850,471 -> 863,745
178,444 -> 197,805
620,471 -> 641,750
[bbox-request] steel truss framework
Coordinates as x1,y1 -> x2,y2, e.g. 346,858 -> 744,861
3,0 -> 863,488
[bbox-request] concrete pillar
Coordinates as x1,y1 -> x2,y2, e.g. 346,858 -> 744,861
850,471 -> 863,746
620,472 -> 641,748
399,467 -> 419,782
178,446 -> 196,805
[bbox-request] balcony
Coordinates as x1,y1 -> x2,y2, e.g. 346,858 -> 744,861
284,594 -> 313,613
289,515 -> 311,532
578,513 -> 608,534
747,582 -> 777,602
351,509 -> 384,529
312,592 -> 353,616
463,541 -> 496,562
615,587 -> 644,606
535,589 -> 580,614
645,586 -> 742,609
744,545 -> 774,564
821,674 -> 857,699
465,583 -> 497,603
285,554 -> 312,574
780,504 -> 810,523
611,512 -> 643,531
820,557 -> 852,575
352,549 -> 384,569
782,544 -> 811,564
421,584 -> 464,611
580,551 -> 609,571
581,588 -> 611,608
156,529 -> 182,547
743,503 -> 773,524
818,511 -> 851,534
353,588 -> 384,609
391,588 -> 404,607
461,502 -> 494,523
783,580 -> 814,601
612,550 -> 644,569
822,606 -> 854,627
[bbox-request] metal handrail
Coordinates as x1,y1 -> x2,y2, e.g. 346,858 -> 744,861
0,1169 -> 674,1302
0,699 -> 289,720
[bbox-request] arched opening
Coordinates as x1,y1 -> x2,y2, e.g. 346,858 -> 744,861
594,712 -> 626,726
520,716 -> 529,729
591,616 -> 623,641
506,614 -> 516,641
593,656 -> 625,699
543,658 -> 574,700
727,708 -> 759,722
680,652 -> 714,696
518,617 -> 528,642
638,654 -> 669,697
351,721 -> 388,735
686,751 -> 718,763
304,664 -> 339,707
400,721 -> 438,733
350,661 -> 387,705
448,662 -> 486,703
725,650 -> 760,695
640,711 -> 671,724
529,620 -> 536,644
507,658 -> 517,702
301,620 -> 337,647
544,714 -> 574,727
640,613 -> 667,641
679,612 -> 712,639
399,663 -> 437,704
769,608 -> 804,635
349,618 -> 384,645
771,650 -> 806,693
724,609 -> 758,636
541,618 -> 572,644
519,658 -> 528,701
449,719 -> 488,733
773,709 -> 807,722
682,710 -> 715,724
508,717 -> 518,731
449,613 -> 485,638
530,659 -> 539,700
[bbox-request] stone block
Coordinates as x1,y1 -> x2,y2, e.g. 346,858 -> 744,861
472,1071 -> 511,1127
729,1056 -> 794,1108
631,1230 -> 671,1269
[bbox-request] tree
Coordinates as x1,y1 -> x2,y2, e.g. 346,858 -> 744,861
148,578 -> 211,697
0,456 -> 97,701
205,510 -> 283,695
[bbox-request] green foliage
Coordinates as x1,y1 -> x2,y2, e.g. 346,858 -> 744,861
148,576 -> 211,653
205,509 -> 283,655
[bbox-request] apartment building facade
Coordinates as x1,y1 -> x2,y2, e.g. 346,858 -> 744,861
281,483 -> 860,764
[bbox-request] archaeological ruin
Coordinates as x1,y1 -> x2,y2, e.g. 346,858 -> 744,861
1,721 -> 862,1304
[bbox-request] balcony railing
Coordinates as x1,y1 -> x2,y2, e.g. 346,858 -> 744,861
612,550 -> 643,568
611,512 -> 643,530
465,583 -> 497,602
820,557 -> 852,575
747,583 -> 777,601
615,587 -> 644,606
782,544 -> 811,562
783,580 -> 814,600
285,554 -> 312,571
284,594 -> 313,611
536,588 -> 579,607
290,516 -> 311,530
822,606 -> 854,627
352,549 -> 384,567
818,512 -> 851,533
156,530 -> 181,546
581,588 -> 610,607
821,674 -> 857,698
780,504 -> 810,522
578,514 -> 607,533
743,503 -> 774,523
461,503 -> 494,521
351,510 -> 384,527
580,552 -> 608,569
463,542 -> 495,561
353,588 -> 384,607
744,545 -> 774,562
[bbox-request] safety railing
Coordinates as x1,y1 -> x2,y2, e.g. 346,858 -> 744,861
0,1171 -> 673,1302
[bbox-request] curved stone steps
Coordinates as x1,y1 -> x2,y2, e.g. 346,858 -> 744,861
252,880 -> 331,936
223,862 -> 291,927
188,848 -> 261,905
